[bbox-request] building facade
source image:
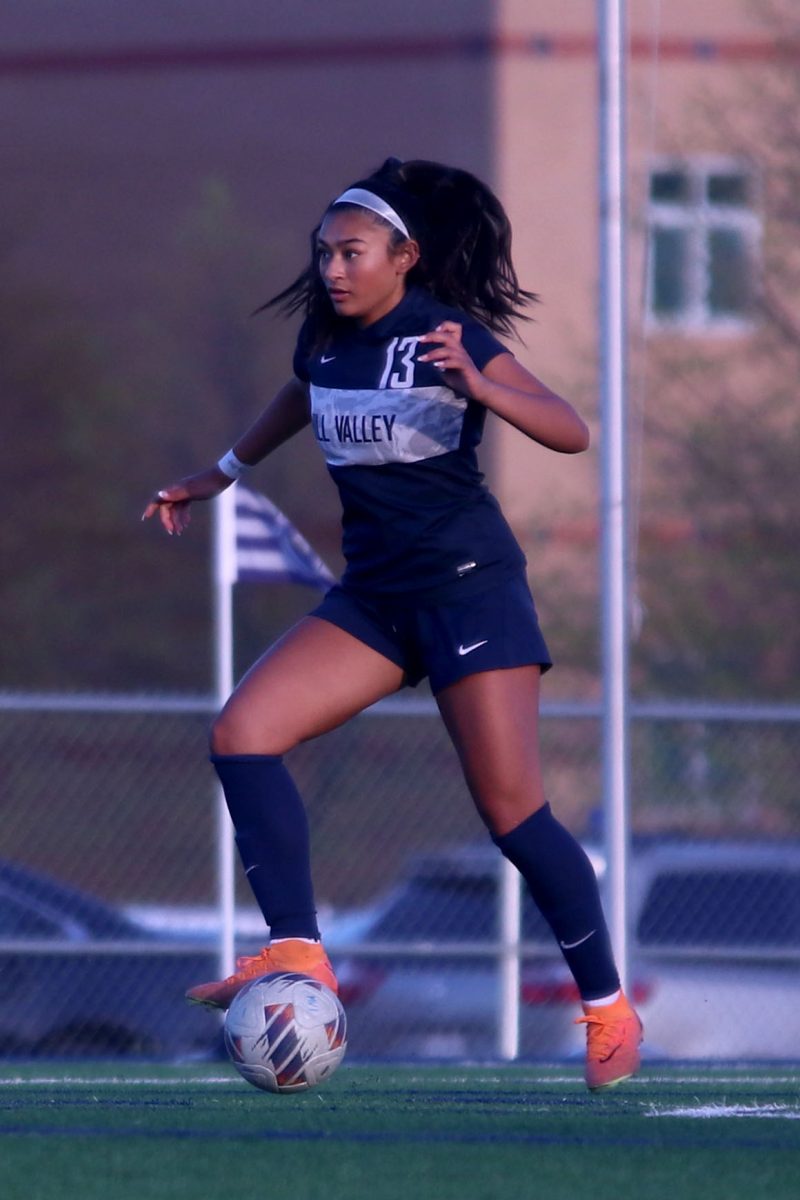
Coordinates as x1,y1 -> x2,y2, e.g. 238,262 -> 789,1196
0,0 -> 792,691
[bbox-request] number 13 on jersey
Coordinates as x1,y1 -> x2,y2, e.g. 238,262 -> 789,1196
379,336 -> 421,389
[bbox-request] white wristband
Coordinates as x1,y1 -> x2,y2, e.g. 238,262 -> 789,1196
216,449 -> 250,480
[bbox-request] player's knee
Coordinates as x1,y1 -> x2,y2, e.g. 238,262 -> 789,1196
209,708 -> 242,756
209,706 -> 266,756
469,771 -> 545,836
209,702 -> 296,757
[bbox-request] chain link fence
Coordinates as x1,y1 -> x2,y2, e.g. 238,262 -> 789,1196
1,691 -> 798,1061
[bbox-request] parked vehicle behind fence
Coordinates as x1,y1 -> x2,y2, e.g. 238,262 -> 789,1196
3,840 -> 798,1060
628,841 -> 800,1059
329,839 -> 800,1060
0,858 -> 226,1058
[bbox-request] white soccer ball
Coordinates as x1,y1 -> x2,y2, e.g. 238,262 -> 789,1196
224,971 -> 347,1093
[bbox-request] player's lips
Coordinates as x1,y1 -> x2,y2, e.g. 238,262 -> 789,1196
328,289 -> 350,301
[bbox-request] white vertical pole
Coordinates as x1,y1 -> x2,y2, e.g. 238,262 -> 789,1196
497,857 -> 521,1060
213,485 -> 237,980
597,0 -> 630,990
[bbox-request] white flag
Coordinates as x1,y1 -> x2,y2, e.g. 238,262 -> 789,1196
234,486 -> 336,590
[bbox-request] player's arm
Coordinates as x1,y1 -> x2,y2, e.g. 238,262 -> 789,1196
418,322 -> 589,454
142,378 -> 311,536
474,352 -> 589,453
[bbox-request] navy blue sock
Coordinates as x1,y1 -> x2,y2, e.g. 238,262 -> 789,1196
211,753 -> 319,941
492,803 -> 620,1002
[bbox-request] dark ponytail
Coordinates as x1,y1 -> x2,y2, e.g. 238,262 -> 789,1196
388,158 -> 537,336
259,157 -> 537,339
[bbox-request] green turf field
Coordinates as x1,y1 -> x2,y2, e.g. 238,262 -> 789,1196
2,1062 -> 799,1200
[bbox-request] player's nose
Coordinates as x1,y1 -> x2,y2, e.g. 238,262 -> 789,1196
322,253 -> 344,283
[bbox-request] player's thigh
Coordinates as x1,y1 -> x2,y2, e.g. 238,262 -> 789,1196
436,666 -> 546,835
211,616 -> 405,755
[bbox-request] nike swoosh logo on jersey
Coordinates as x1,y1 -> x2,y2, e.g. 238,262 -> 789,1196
559,930 -> 596,950
320,354 -> 336,364
457,640 -> 488,656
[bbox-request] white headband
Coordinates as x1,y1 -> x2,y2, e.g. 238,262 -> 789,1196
332,187 -> 411,239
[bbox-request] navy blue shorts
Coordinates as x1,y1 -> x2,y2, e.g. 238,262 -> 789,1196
309,572 -> 552,694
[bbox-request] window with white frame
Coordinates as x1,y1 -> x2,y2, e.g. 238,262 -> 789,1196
646,159 -> 760,332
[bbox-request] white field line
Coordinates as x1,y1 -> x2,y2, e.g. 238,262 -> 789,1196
647,1102 -> 800,1120
638,1075 -> 800,1086
0,1075 -> 239,1087
1,1071 -> 799,1091
399,1074 -> 800,1087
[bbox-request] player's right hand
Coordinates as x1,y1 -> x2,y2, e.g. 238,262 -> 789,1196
141,469 -> 229,536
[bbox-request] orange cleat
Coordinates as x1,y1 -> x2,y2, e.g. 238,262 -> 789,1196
576,992 -> 643,1091
186,939 -> 338,1010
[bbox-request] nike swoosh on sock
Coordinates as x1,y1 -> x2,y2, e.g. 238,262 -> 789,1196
559,929 -> 596,950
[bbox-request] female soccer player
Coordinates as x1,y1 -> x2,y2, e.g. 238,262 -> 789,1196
143,158 -> 641,1089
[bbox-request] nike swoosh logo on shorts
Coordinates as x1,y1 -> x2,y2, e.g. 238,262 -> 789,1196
321,354 -> 336,363
457,640 -> 488,656
559,930 -> 596,950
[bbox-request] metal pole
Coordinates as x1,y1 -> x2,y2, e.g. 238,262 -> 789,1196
597,0 -> 630,990
497,856 -> 521,1060
213,485 -> 237,980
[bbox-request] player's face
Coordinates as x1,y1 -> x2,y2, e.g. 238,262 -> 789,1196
317,209 -> 418,328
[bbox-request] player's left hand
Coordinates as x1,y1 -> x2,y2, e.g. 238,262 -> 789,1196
417,322 -> 488,403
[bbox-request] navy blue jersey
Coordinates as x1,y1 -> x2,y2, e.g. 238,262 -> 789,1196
293,286 -> 526,596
